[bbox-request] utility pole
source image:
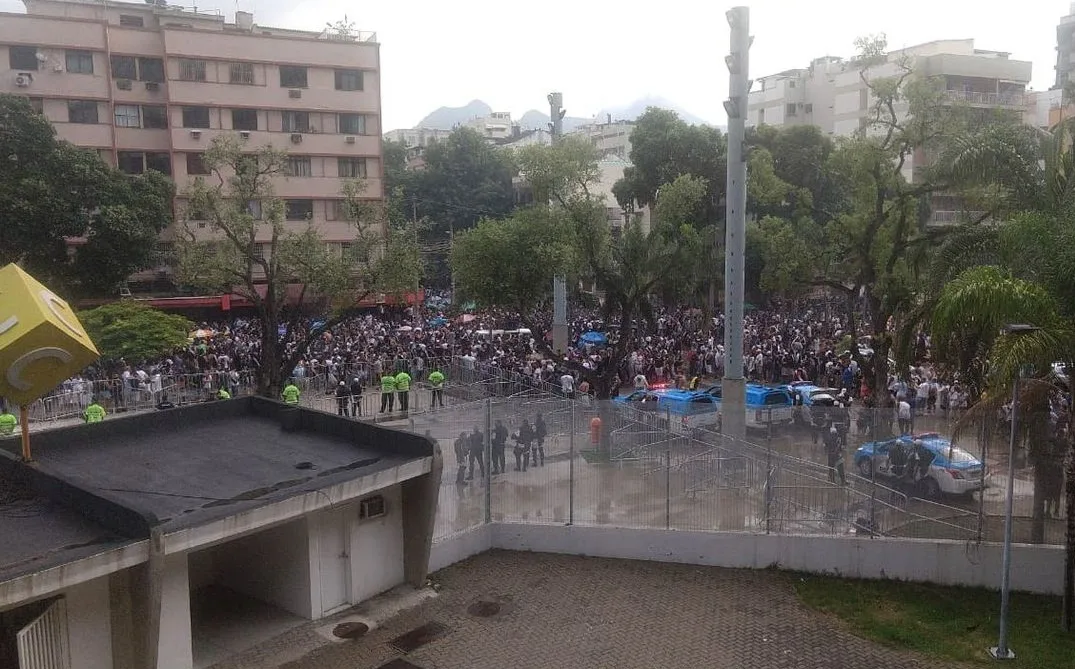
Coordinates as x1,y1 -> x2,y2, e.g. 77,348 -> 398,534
548,91 -> 569,356
412,198 -> 420,328
722,6 -> 752,444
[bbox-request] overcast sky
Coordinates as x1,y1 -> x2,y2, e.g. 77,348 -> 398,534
2,0 -> 1070,130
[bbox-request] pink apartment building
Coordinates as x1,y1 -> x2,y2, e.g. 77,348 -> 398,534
0,0 -> 384,294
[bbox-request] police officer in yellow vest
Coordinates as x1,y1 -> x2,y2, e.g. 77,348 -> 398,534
428,369 -> 446,408
0,409 -> 16,436
395,370 -> 411,411
83,401 -> 106,423
281,381 -> 301,405
217,388 -> 231,400
379,372 -> 396,413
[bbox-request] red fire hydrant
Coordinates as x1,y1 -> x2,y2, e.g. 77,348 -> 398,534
590,416 -> 602,446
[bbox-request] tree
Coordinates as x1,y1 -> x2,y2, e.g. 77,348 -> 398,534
0,94 -> 175,298
174,134 -> 419,397
613,107 -> 727,227
80,301 -> 192,363
748,124 -> 846,223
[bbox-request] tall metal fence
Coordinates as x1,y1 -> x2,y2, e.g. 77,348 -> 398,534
421,396 -> 1065,547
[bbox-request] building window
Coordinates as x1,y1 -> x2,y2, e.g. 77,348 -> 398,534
118,14 -> 144,27
338,113 -> 366,135
114,104 -> 140,128
804,103 -> 813,114
28,97 -> 43,113
117,151 -> 145,174
110,55 -> 136,80
334,69 -> 363,91
284,199 -> 313,220
186,153 -> 209,175
285,156 -> 312,177
146,152 -> 171,175
178,59 -> 206,82
10,46 -> 39,71
138,57 -> 164,83
65,50 -> 94,74
246,200 -> 262,219
229,62 -> 254,85
788,80 -> 796,88
785,103 -> 797,117
359,495 -> 386,519
338,157 -> 367,178
253,243 -> 266,260
67,100 -> 98,124
142,105 -> 167,129
278,65 -> 307,88
182,106 -> 210,129
281,111 -> 310,133
231,108 -> 258,131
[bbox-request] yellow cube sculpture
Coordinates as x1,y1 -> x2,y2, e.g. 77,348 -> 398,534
0,264 -> 100,406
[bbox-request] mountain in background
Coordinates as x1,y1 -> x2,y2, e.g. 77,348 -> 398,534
412,97 -> 717,132
415,99 -> 493,130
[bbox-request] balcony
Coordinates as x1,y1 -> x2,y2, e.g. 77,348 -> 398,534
941,89 -> 1025,108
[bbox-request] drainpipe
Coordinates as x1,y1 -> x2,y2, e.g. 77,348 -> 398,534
145,527 -> 165,669
101,14 -> 119,165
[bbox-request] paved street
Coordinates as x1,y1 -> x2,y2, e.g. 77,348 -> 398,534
212,551 -> 958,669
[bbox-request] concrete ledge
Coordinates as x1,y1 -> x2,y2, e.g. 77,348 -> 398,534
429,523 -> 1064,595
429,526 -> 491,573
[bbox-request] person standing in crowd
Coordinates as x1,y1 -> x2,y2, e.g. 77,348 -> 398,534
83,399 -> 106,423
897,397 -> 912,435
824,425 -> 846,485
453,432 -> 468,485
379,371 -> 396,413
560,370 -> 575,399
0,408 -> 16,436
428,368 -> 446,408
281,380 -> 301,405
395,369 -> 411,412
532,413 -> 547,468
514,419 -> 533,472
492,419 -> 508,474
349,377 -> 364,417
335,381 -> 349,416
467,425 -> 485,480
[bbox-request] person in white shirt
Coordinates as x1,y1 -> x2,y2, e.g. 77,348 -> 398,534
633,373 -> 648,391
560,372 -> 575,398
897,399 -> 912,435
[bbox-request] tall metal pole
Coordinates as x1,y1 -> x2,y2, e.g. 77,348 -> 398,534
549,92 -> 569,356
412,199 -> 421,329
991,371 -> 1020,660
722,7 -> 751,443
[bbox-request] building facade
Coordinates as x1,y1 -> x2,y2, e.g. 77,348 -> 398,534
1056,2 -> 1075,90
569,118 -> 635,160
0,0 -> 384,285
383,126 -> 452,148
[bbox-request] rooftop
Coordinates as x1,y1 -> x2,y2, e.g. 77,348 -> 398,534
0,397 -> 434,584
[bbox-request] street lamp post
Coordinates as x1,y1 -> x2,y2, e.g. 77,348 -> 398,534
990,323 -> 1040,661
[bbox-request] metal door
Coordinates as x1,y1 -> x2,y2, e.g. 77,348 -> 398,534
318,507 -> 352,614
16,598 -> 70,669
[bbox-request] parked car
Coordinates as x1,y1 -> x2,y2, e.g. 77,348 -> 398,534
853,433 -> 985,498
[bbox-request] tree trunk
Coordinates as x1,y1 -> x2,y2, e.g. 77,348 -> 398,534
1063,439 -> 1075,631
1032,462 -> 1047,544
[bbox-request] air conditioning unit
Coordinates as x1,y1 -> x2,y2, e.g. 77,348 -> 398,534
238,130 -> 251,140
117,79 -> 133,90
288,89 -> 301,99
289,133 -> 302,143
145,81 -> 159,92
344,135 -> 356,144
189,129 -> 202,139
14,72 -> 32,87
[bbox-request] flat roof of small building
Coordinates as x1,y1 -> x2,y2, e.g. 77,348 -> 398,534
0,397 -> 436,586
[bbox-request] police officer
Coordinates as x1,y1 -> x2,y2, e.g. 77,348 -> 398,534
395,369 -> 412,412
335,381 -> 349,416
467,426 -> 485,480
514,419 -> 534,472
281,380 -> 301,405
824,425 -> 846,485
428,368 -> 446,408
0,409 -> 17,436
379,372 -> 396,413
217,388 -> 231,400
349,377 -> 364,417
83,399 -> 106,423
492,419 -> 508,474
453,432 -> 468,485
532,413 -> 547,467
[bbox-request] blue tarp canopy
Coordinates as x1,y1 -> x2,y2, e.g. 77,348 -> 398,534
579,331 -> 608,346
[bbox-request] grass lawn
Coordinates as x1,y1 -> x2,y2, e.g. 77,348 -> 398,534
791,574 -> 1074,668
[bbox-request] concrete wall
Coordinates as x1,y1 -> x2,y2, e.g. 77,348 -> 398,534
350,484 -> 405,603
65,577 -> 113,669
158,552 -> 192,669
429,524 -> 1064,596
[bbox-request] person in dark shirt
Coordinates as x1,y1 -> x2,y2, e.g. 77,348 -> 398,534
335,381 -> 349,416
492,420 -> 508,474
533,414 -> 548,467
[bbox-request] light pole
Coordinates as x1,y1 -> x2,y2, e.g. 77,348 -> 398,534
990,323 -> 1040,661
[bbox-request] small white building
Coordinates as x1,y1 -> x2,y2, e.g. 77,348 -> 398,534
0,397 -> 442,669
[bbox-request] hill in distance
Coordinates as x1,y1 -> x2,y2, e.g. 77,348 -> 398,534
414,97 -> 717,131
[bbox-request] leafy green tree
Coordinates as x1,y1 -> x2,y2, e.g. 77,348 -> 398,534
80,301 -> 192,363
382,139 -> 410,194
0,94 -> 175,298
748,124 -> 845,222
613,107 -> 727,227
174,134 -> 418,397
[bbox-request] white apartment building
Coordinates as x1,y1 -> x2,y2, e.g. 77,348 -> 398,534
568,117 -> 635,160
1056,2 -> 1075,90
466,110 -> 513,140
383,127 -> 452,148
748,39 -> 1031,224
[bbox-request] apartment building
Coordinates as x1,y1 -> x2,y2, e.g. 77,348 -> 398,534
0,0 -> 383,285
383,126 -> 452,148
1056,2 -> 1075,90
747,39 -> 1031,225
570,117 -> 635,160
